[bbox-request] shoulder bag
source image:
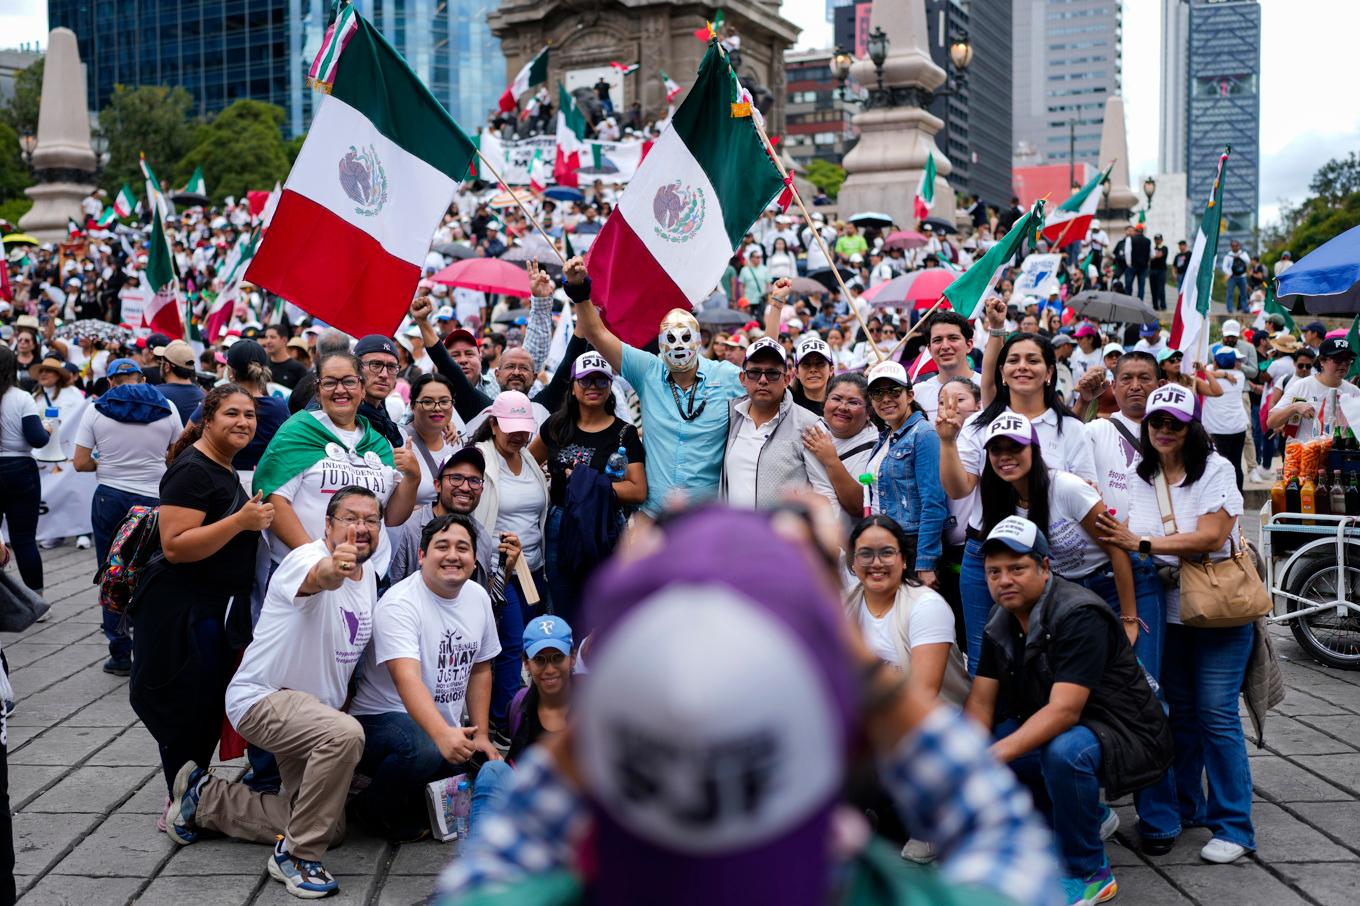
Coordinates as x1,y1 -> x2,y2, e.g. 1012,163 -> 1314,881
1153,471 -> 1272,628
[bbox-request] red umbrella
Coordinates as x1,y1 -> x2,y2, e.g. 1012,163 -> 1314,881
430,257 -> 531,297
868,268 -> 958,309
883,230 -> 928,251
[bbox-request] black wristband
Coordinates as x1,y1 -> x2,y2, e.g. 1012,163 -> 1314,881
563,274 -> 593,304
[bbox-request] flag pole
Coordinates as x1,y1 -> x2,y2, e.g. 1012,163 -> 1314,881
884,296 -> 949,361
474,149 -> 568,266
747,118 -> 884,363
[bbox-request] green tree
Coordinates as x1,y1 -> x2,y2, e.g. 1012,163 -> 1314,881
1264,152 -> 1360,269
1309,152 -> 1360,204
804,158 -> 846,200
0,122 -> 34,202
1,58 -> 44,137
0,197 -> 33,228
286,133 -> 306,166
174,100 -> 291,203
98,84 -> 196,197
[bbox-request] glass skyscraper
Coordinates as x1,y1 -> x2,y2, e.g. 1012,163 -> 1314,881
47,0 -> 502,137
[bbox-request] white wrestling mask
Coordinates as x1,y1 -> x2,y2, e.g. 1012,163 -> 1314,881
658,309 -> 701,373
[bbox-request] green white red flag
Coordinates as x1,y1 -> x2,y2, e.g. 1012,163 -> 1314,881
944,201 -> 1045,320
141,208 -> 184,339
499,46 -> 549,113
245,3 -> 476,338
140,153 -> 172,219
554,83 -> 589,188
205,228 -> 259,343
95,207 -> 116,228
1041,162 -> 1113,247
113,184 -> 136,218
661,69 -> 683,103
914,151 -> 936,221
184,165 -> 207,196
1171,148 -> 1230,361
610,61 -> 639,76
585,41 -> 784,347
528,147 -> 549,194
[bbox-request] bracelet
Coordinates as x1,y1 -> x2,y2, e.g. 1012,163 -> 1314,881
1120,615 -> 1150,633
988,328 -> 1007,338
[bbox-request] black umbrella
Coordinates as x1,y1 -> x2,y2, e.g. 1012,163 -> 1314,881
806,266 -> 855,293
920,216 -> 957,235
170,191 -> 209,208
501,244 -> 562,276
1067,290 -> 1157,323
697,307 -> 747,327
493,308 -> 531,325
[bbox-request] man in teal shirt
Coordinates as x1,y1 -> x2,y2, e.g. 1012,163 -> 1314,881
570,257 -> 790,515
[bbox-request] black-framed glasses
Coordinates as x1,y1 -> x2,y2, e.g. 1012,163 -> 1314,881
363,360 -> 399,375
743,368 -> 785,383
576,376 -> 611,390
319,376 -> 361,391
440,474 -> 485,489
853,546 -> 900,565
415,398 -> 453,411
330,514 -> 382,528
1147,415 -> 1189,432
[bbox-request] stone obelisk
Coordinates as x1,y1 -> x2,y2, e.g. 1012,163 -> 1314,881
18,28 -> 97,242
1096,95 -> 1139,233
836,0 -> 954,229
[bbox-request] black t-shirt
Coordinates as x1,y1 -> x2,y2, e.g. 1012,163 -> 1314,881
1173,251 -> 1191,274
543,417 -> 645,507
158,447 -> 257,595
976,607 -> 1112,718
792,383 -> 824,416
270,357 -> 308,390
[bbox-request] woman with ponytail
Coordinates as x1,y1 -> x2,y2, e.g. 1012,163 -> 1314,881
129,384 -> 276,806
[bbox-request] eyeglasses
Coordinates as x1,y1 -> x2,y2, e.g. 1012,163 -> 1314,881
826,394 -> 866,410
441,473 -> 485,489
499,362 -> 533,374
576,376 -> 611,390
319,377 -> 362,391
853,546 -> 900,565
415,398 -> 453,410
363,360 -> 399,375
530,650 -> 567,668
1147,415 -> 1189,432
743,368 -> 785,383
868,386 -> 905,400
330,514 -> 382,529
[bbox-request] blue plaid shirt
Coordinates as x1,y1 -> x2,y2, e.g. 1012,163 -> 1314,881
439,706 -> 1060,904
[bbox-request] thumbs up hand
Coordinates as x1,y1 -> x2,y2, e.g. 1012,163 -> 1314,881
237,490 -> 276,532
392,434 -> 421,480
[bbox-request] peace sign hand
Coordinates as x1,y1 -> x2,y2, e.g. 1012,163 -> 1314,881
935,390 -> 963,443
527,258 -> 554,299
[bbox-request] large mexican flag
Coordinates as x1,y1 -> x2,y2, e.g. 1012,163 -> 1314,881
245,3 -> 475,338
1171,148 -> 1230,361
141,208 -> 184,339
585,42 -> 785,347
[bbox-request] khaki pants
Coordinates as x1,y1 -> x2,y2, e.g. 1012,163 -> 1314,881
196,690 -> 364,861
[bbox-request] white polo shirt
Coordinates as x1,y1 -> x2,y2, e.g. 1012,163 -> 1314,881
725,399 -> 777,509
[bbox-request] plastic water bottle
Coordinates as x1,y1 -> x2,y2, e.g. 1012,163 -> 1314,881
35,406 -> 64,463
452,778 -> 471,839
605,446 -> 628,479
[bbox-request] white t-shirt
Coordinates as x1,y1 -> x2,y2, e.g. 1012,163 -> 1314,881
495,450 -> 547,571
1202,370 -> 1250,435
225,538 -> 375,727
1069,346 -> 1104,384
726,402 -> 777,509
1037,470 -> 1106,578
0,387 -> 39,457
855,587 -> 957,669
912,372 -> 978,422
1133,337 -> 1167,358
350,572 -> 501,725
1085,412 -> 1141,519
404,429 -> 454,507
74,402 -> 181,496
1268,374 -> 1360,443
1127,454 -> 1243,623
267,411 -> 400,562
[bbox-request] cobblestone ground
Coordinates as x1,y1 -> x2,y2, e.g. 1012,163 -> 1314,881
7,539 -> 1360,905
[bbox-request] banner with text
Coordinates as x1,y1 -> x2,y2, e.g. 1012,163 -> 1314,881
478,133 -> 645,186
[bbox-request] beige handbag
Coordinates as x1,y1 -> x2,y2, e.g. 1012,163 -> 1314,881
1154,471 -> 1272,628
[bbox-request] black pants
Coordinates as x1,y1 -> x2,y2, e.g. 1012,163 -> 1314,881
936,543 -> 969,653
0,458 -> 41,592
0,740 -> 12,906
1212,431 -> 1247,492
1150,271 -> 1167,310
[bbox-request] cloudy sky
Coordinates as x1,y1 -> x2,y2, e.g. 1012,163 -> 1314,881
7,0 -> 1356,229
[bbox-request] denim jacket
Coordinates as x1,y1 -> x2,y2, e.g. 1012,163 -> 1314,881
871,411 -> 947,572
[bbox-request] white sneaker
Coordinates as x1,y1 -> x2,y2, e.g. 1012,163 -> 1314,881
75,535 -> 91,550
1099,806 -> 1120,841
38,538 -> 61,550
1200,838 -> 1248,863
900,839 -> 935,863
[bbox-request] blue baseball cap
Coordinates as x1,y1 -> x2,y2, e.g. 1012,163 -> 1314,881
1140,321 -> 1161,337
523,615 -> 574,658
106,358 -> 143,377
981,516 -> 1051,559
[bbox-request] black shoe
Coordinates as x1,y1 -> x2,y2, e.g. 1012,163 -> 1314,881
1141,835 -> 1177,856
103,656 -> 131,677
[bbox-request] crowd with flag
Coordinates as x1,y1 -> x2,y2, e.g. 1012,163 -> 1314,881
0,2 -> 1339,904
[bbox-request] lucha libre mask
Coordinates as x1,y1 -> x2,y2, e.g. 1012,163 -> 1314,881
658,309 -> 701,373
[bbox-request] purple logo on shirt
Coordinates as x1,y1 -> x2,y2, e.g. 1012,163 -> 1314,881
339,606 -> 361,646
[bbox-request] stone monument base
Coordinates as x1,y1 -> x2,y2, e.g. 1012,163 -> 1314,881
19,182 -> 94,242
837,105 -> 955,228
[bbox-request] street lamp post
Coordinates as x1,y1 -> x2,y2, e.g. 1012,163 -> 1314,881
1143,176 -> 1157,210
831,27 -> 972,110
19,129 -> 36,171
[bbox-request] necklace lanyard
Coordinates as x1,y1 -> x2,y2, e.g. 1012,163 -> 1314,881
667,374 -> 706,422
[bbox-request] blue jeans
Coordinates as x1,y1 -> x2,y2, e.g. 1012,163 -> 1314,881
1000,721 -> 1107,877
1150,622 -> 1257,849
960,538 -> 991,676
1227,275 -> 1249,312
0,457 -> 42,591
544,506 -> 578,628
1252,414 -> 1273,471
1123,266 -> 1147,300
354,711 -> 459,840
469,760 -> 514,841
1077,556 -> 1165,680
92,484 -> 158,662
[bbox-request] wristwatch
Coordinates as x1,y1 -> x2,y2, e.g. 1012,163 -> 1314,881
1138,536 -> 1152,555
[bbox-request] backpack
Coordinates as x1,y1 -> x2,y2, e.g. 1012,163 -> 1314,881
95,505 -> 162,618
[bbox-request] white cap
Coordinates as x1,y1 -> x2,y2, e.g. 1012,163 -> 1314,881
1221,319 -> 1241,338
745,336 -> 787,364
572,351 -> 615,379
983,412 -> 1038,448
795,336 -> 832,365
1102,342 -> 1125,358
1146,383 -> 1197,423
865,360 -> 910,387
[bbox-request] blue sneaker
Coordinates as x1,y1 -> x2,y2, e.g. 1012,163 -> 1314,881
1061,860 -> 1117,905
166,761 -> 207,845
267,836 -> 339,899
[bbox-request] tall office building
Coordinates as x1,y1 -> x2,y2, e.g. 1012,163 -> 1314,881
47,0 -> 502,138
1011,0 -> 1122,171
1158,0 -> 1188,174
1185,0 -> 1259,245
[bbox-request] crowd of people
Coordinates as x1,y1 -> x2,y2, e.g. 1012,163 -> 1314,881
0,176 -> 1327,906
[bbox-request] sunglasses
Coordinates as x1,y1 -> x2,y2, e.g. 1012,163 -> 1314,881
576,375 -> 611,390
868,385 -> 906,400
743,368 -> 785,383
1147,415 -> 1189,432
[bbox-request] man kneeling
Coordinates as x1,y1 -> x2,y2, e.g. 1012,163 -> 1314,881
167,486 -> 383,899
964,517 -> 1171,906
349,512 -> 502,840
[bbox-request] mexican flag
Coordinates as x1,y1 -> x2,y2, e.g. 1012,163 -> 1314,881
184,165 -> 207,196
140,153 -> 172,219
113,184 -> 136,218
1171,148 -> 1230,361
914,151 -> 936,222
528,147 -> 549,194
693,10 -> 724,41
499,46 -> 549,113
245,5 -> 476,339
610,61 -> 639,76
205,229 -> 260,343
661,69 -> 684,103
1041,162 -> 1113,247
1260,284 -> 1295,334
95,207 -> 117,229
66,218 -> 82,238
585,41 -> 784,347
944,201 -> 1045,320
141,208 -> 184,339
554,83 -> 590,188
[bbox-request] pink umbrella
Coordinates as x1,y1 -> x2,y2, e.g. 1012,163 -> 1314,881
430,257 -> 531,297
883,230 -> 928,251
868,268 -> 958,309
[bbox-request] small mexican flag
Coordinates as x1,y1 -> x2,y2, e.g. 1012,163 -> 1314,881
661,69 -> 684,103
113,184 -> 136,218
1042,162 -> 1114,247
585,41 -> 785,347
610,61 -> 639,76
554,83 -> 589,188
66,217 -> 83,238
95,207 -> 117,228
184,165 -> 207,196
499,45 -> 549,113
1170,147 -> 1231,362
206,228 -> 259,344
528,147 -> 549,194
914,151 -> 936,222
141,208 -> 184,339
944,201 -> 1046,320
245,2 -> 476,339
140,152 -> 172,219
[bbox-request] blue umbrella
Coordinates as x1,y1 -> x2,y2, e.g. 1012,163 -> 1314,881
1277,223 -> 1360,315
544,186 -> 584,202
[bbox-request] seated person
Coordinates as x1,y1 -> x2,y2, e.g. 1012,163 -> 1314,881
348,513 -> 502,841
963,517 -> 1172,906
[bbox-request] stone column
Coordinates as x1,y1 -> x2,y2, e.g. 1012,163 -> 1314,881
19,28 -> 97,242
1097,95 -> 1139,233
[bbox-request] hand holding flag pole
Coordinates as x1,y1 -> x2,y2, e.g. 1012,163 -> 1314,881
473,149 -> 568,266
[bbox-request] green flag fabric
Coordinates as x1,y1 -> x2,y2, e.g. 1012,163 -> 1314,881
1263,285 -> 1296,334
1346,315 -> 1360,381
252,411 -> 395,499
944,201 -> 1045,319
